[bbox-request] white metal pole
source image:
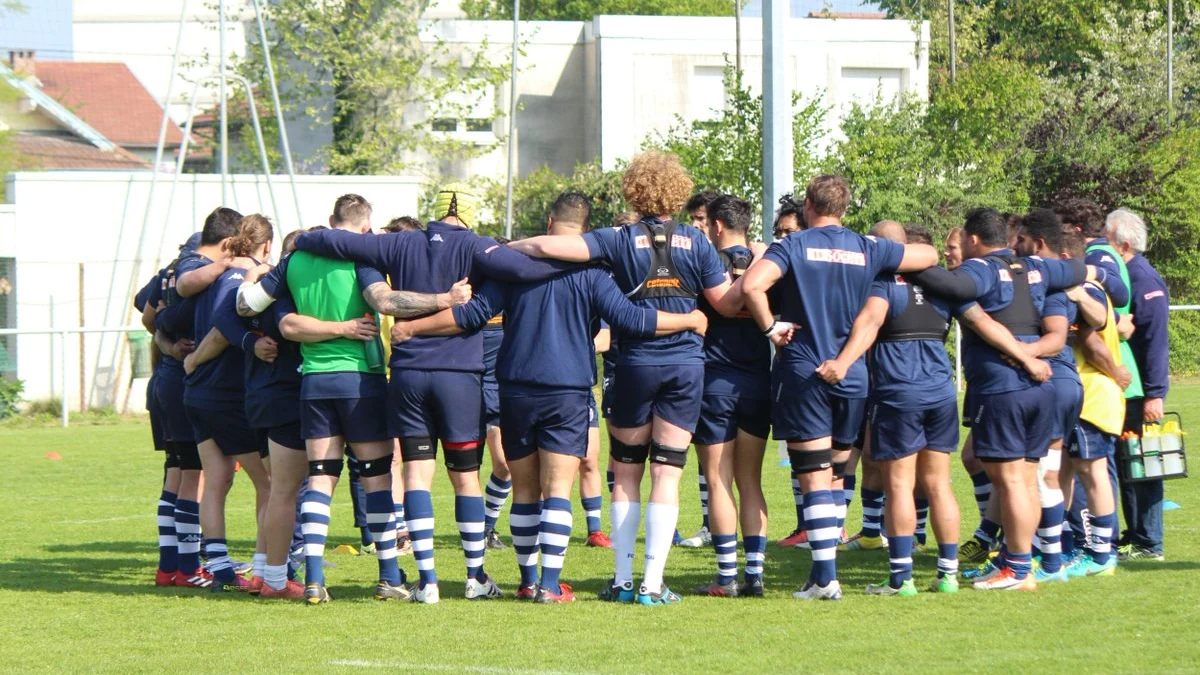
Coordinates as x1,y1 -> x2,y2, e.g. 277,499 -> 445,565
761,0 -> 793,240
1168,0 -> 1174,126
60,330 -> 68,427
503,0 -> 521,240
232,75 -> 283,243
251,0 -> 304,228
955,320 -> 963,392
218,0 -> 229,204
948,0 -> 956,83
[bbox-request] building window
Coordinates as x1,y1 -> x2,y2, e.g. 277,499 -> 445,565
432,119 -> 458,132
429,79 -> 498,142
691,66 -> 726,122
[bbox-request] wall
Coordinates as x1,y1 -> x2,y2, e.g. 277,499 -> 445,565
3,170 -> 422,410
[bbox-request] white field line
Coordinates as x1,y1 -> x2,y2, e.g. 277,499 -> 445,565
329,659 -> 611,675
60,515 -> 150,524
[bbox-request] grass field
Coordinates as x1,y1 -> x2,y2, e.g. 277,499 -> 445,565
1,388 -> 1199,674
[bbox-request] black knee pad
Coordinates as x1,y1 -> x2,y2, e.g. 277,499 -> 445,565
649,441 -> 688,468
444,444 -> 483,472
832,461 -> 849,479
789,448 -> 833,474
172,441 -> 202,471
163,450 -> 181,470
308,458 -> 345,477
357,453 -> 393,478
400,437 -> 437,462
610,436 -> 650,464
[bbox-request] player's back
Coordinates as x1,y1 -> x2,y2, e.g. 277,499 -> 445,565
286,250 -> 382,376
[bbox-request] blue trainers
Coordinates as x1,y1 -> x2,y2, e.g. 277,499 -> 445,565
1067,553 -> 1117,578
1034,565 -> 1069,584
962,559 -> 997,581
672,529 -> 684,546
598,578 -> 635,603
636,584 -> 682,605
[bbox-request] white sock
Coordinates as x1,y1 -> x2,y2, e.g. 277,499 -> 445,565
610,500 -> 640,586
264,563 -> 287,591
641,502 -> 679,594
252,552 -> 267,579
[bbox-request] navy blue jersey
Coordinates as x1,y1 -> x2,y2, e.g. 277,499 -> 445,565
1085,238 -> 1129,309
293,222 -> 573,373
763,226 -> 906,398
134,275 -> 156,313
183,266 -> 249,408
1043,290 -> 1081,384
600,319 -> 619,380
700,245 -> 771,397
156,254 -> 208,342
1127,254 -> 1170,398
482,316 -> 504,388
453,266 -> 658,391
583,219 -> 727,367
954,251 -> 1082,395
142,271 -> 184,381
868,274 -> 956,410
218,272 -> 302,427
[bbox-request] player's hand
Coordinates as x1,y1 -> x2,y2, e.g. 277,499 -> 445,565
341,317 -> 379,341
1024,358 -> 1052,382
1019,341 -> 1041,359
749,241 -> 769,261
254,336 -> 278,363
182,352 -> 197,375
689,309 -> 708,337
446,277 -> 472,307
1144,397 -> 1164,423
244,262 -> 271,284
765,321 -> 794,347
1115,365 -> 1133,390
390,320 -> 415,344
815,359 -> 849,384
1064,285 -> 1086,303
172,338 -> 195,360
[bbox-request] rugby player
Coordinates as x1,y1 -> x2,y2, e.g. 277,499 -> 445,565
510,152 -> 742,605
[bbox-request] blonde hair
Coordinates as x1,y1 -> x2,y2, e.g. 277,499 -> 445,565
621,151 -> 694,217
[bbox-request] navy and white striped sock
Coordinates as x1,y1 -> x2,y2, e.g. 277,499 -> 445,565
157,490 -> 178,574
394,498 -> 408,534
914,497 -> 929,546
581,494 -> 602,534
456,495 -> 487,582
366,490 -> 402,585
606,470 -> 615,495
483,474 -> 511,532
743,535 -> 766,582
712,533 -> 737,583
804,490 -> 839,586
174,498 -> 202,574
937,542 -> 958,578
204,538 -> 236,583
539,497 -> 572,594
1038,489 -> 1065,573
300,490 -> 332,586
860,488 -> 885,538
698,473 -> 710,531
404,489 -> 437,588
888,534 -> 914,588
792,475 -> 805,531
1088,512 -> 1116,564
975,517 -> 1001,545
970,471 -> 992,518
510,501 -> 541,586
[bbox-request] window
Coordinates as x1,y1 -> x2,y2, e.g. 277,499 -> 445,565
431,119 -> 458,132
429,78 -> 497,141
691,66 -> 726,122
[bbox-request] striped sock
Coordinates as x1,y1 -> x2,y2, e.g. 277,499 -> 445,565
157,490 -> 178,573
792,475 -> 805,531
833,482 -> 848,533
698,473 -> 710,531
888,534 -> 914,588
970,471 -> 992,518
1061,511 -> 1077,558
404,490 -> 437,587
713,533 -> 738,583
539,497 -> 572,594
1038,489 -> 1065,573
510,501 -> 541,586
975,517 -> 1001,545
300,490 -> 332,586
174,499 -> 202,574
394,499 -> 408,534
204,538 -> 236,583
1005,548 -> 1033,580
914,497 -> 929,546
937,542 -> 959,578
610,500 -> 639,586
860,488 -> 884,538
804,490 -> 839,586
842,474 -> 857,510
456,495 -> 487,582
606,470 -> 615,495
1088,512 -> 1116,565
581,494 -> 603,534
743,535 -> 766,582
483,474 -> 511,533
366,490 -> 402,585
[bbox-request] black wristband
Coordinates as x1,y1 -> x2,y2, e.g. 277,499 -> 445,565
762,321 -> 776,336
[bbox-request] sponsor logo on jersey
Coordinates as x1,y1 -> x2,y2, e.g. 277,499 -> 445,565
894,274 -> 907,285
656,266 -> 670,277
635,235 -> 650,248
230,272 -> 244,281
431,234 -> 444,242
806,248 -> 866,266
1144,290 -> 1165,300
998,269 -> 1012,282
645,278 -> 682,289
1028,269 -> 1043,284
670,234 -> 692,250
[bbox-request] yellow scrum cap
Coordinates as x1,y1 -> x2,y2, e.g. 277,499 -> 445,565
434,182 -> 479,228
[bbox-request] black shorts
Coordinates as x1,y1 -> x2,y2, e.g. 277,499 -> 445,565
185,405 -> 263,457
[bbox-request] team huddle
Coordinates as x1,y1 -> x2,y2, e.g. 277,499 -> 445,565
136,150 -> 1171,604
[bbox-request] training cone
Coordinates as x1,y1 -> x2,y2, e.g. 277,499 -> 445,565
333,544 -> 359,555
45,452 -> 62,460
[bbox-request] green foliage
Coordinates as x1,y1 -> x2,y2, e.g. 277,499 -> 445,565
1167,309 -> 1200,376
462,0 -> 732,20
0,378 -> 22,420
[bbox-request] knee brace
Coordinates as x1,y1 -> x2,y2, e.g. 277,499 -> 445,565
649,441 -> 688,468
172,441 -> 203,471
1037,449 -> 1063,504
308,458 -> 345,477
832,461 -> 849,479
444,442 -> 483,472
163,450 -> 181,470
399,436 -> 437,462
610,436 -> 650,464
357,453 -> 393,478
789,448 -> 833,474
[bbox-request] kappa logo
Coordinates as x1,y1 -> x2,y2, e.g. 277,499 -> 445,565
431,233 -> 444,242
230,272 -> 244,281
806,248 -> 866,266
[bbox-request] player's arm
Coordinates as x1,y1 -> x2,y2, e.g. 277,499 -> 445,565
1131,276 -> 1170,417
1022,315 -> 1068,359
140,302 -> 157,334
1037,257 -> 1088,292
507,234 -> 593,262
474,239 -> 579,282
176,258 -> 229,298
279,314 -> 378,343
393,281 -> 504,343
237,261 -> 286,317
1087,251 -> 1130,308
816,296 -> 888,384
907,265 -> 979,301
1066,284 -> 1110,330
958,304 -> 1051,381
293,228 -> 389,268
361,279 -> 471,319
183,327 -> 229,375
1117,313 -> 1135,340
1078,323 -> 1132,389
153,329 -> 194,361
895,243 -> 939,273
741,257 -> 790,345
594,326 -> 611,354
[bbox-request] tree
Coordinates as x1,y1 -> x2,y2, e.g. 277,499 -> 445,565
462,0 -> 732,21
239,0 -> 512,175
469,159 -> 626,238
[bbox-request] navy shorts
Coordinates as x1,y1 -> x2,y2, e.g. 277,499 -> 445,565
967,382 -> 1056,461
389,369 -> 484,443
483,385 -> 500,429
600,373 -> 614,420
500,389 -> 590,461
147,376 -> 167,451
261,420 -> 305,451
609,363 -> 704,432
155,375 -> 194,443
588,389 -> 600,429
694,395 -> 771,445
301,396 -> 389,443
771,368 -> 866,445
186,405 -> 263,457
1069,419 -> 1117,461
170,440 -> 202,470
1050,377 -> 1084,442
869,398 -> 960,461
